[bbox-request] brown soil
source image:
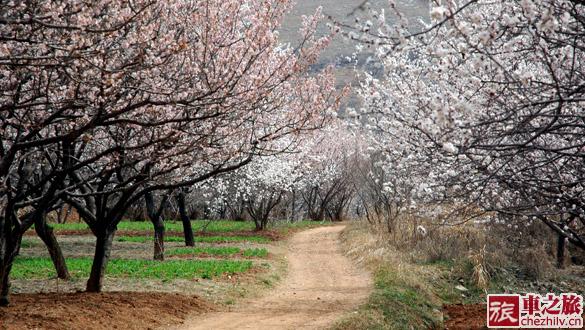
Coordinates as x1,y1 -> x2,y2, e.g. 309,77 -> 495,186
444,304 -> 487,330
0,292 -> 214,330
173,225 -> 372,330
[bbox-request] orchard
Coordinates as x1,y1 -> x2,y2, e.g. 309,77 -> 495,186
1,0 -> 584,329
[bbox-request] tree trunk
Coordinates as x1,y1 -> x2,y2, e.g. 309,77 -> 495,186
557,233 -> 566,269
56,204 -> 66,224
250,200 -> 267,231
254,217 -> 267,231
291,189 -> 296,222
177,190 -> 194,247
145,191 -> 167,260
86,231 -> 115,293
0,206 -> 42,306
250,194 -> 281,231
153,219 -> 165,261
0,263 -> 12,306
0,225 -> 25,306
57,204 -> 73,224
35,215 -> 70,280
313,209 -> 325,222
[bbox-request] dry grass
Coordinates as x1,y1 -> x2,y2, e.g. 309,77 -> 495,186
469,245 -> 490,291
366,209 -> 562,284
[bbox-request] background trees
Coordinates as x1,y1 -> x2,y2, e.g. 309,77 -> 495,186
1,0 -> 344,303
194,122 -> 364,229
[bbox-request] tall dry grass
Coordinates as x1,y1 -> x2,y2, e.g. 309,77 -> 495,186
364,209 -> 559,285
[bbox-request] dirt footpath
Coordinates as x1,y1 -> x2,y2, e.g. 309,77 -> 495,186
175,225 -> 372,330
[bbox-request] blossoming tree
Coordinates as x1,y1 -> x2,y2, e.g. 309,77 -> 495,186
0,0 -> 343,302
348,0 -> 585,257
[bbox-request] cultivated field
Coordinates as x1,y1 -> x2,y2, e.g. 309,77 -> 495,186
3,220 -> 328,329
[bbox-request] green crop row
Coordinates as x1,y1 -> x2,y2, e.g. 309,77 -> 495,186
167,246 -> 268,258
12,257 -> 253,280
116,235 -> 270,244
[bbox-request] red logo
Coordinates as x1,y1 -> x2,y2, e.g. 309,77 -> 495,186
488,294 -> 520,327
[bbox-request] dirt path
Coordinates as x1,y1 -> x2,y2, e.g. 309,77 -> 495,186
175,225 -> 371,330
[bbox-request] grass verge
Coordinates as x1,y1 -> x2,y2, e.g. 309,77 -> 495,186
12,256 -> 253,280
